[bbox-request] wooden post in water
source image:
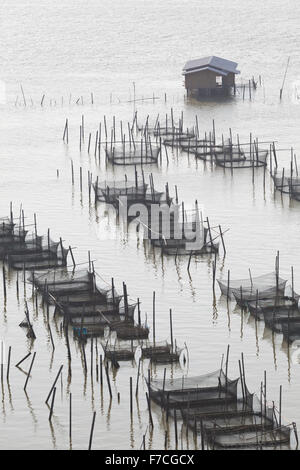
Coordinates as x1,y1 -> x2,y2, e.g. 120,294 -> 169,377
264,370 -> 267,416
212,259 -> 216,297
105,364 -> 112,399
48,323 -> 55,351
226,270 -> 230,303
49,387 -> 56,421
152,291 -> 156,345
16,272 -> 19,299
174,410 -> 178,448
241,353 -> 246,394
279,57 -> 290,100
24,352 -> 36,392
90,337 -> 94,377
88,412 -> 96,450
69,392 -> 72,443
238,360 -> 245,403
187,251 -> 193,273
6,346 -> 11,381
70,160 -> 74,186
136,358 -> 141,397
2,266 -> 6,301
46,365 -> 63,404
137,298 -> 141,326
219,225 -> 226,254
100,354 -> 103,386
94,131 -> 98,158
279,385 -> 282,427
15,352 -> 31,368
169,309 -> 173,353
130,376 -> 133,416
225,345 -> 230,392
81,115 -> 85,142
146,392 -> 153,428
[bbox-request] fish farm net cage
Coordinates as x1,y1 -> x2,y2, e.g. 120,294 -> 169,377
93,180 -> 148,204
105,141 -> 160,165
30,268 -> 123,309
29,267 -> 115,298
140,340 -> 182,363
150,369 -> 292,450
0,217 -> 17,236
162,131 -> 196,147
218,271 -> 287,301
150,219 -> 219,256
246,287 -> 299,322
152,125 -> 187,138
6,235 -> 69,270
149,369 -> 241,409
30,267 -> 142,341
182,407 -> 291,449
71,310 -> 144,341
175,135 -> 269,168
272,171 -> 300,201
101,340 -> 137,361
214,146 -> 269,169
218,270 -> 300,344
0,218 -> 28,255
180,139 -> 223,160
94,174 -> 172,208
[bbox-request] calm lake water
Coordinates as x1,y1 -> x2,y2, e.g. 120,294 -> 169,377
1,0 -> 300,450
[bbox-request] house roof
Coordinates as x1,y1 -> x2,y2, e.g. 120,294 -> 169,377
183,56 -> 240,76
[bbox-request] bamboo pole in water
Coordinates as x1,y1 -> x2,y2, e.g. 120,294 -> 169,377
15,352 -> 31,368
45,365 -> 63,404
152,291 -> 156,345
69,392 -> 72,442
49,387 -> 56,421
88,412 -> 96,450
24,352 -> 36,392
6,346 -> 11,381
169,309 -> 173,353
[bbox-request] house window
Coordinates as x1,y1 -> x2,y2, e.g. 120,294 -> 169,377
216,76 -> 222,87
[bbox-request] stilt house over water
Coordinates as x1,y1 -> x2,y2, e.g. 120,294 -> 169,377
183,56 -> 240,97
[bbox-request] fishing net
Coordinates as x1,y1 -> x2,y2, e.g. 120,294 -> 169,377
263,308 -> 300,333
210,425 -> 290,449
7,237 -> 69,270
94,180 -> 148,203
141,339 -> 171,354
182,383 -> 290,449
153,126 -> 184,138
215,149 -> 268,168
150,370 -> 239,404
281,320 -> 300,342
0,216 -> 28,255
246,285 -> 299,318
140,340 -> 182,362
105,142 -> 160,165
30,268 -> 123,311
287,177 -> 300,200
101,340 -> 136,360
180,140 -> 223,160
272,171 -> 300,199
30,268 -> 92,289
0,217 -> 15,236
272,172 -> 291,194
218,272 -> 287,300
163,131 -> 196,147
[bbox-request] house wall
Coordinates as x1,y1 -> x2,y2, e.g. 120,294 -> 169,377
184,70 -> 235,91
222,72 -> 235,87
